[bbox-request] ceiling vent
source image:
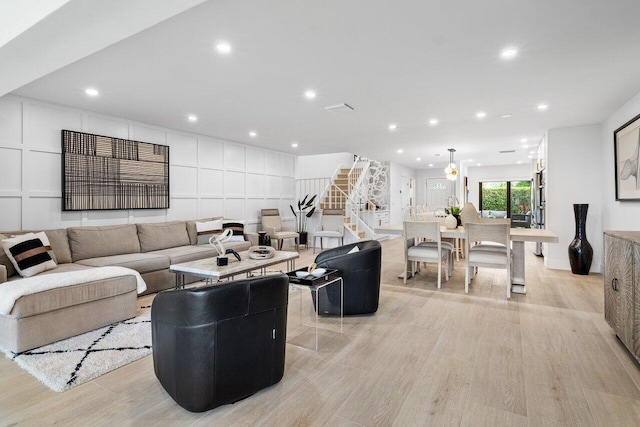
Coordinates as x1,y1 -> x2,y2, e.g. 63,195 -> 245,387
324,103 -> 355,114
499,149 -> 517,154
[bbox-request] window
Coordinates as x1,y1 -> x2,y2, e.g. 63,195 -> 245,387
479,180 -> 531,217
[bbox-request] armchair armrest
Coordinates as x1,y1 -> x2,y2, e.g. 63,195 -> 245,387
0,265 -> 6,284
263,226 -> 277,237
281,226 -> 295,232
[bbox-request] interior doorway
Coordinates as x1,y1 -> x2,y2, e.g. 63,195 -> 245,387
400,176 -> 414,220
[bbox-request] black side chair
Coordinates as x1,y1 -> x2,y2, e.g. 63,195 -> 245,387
312,240 -> 381,315
151,274 -> 289,413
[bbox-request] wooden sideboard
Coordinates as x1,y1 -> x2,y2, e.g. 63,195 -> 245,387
603,230 -> 640,362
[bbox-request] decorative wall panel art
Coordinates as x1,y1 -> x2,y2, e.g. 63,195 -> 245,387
62,130 -> 169,210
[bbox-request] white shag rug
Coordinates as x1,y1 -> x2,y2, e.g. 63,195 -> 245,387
1,302 -> 152,392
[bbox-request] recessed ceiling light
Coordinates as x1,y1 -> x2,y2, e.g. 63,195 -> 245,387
537,104 -> 548,111
520,138 -> 528,143
304,90 -> 316,99
522,144 -> 529,148
500,47 -> 518,59
529,151 -> 535,154
477,163 -> 481,166
249,131 -> 257,137
429,118 -> 438,126
476,111 -> 486,119
527,155 -> 533,159
501,114 -> 512,118
397,149 -> 403,153
428,163 -> 434,167
416,157 -> 421,161
434,153 -> 441,157
187,115 -> 198,122
291,143 -> 298,148
517,161 -> 522,164
215,42 -> 232,54
85,88 -> 99,97
468,159 -> 473,162
389,123 -> 398,131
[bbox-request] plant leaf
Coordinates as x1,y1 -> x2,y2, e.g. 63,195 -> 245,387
289,205 -> 297,216
306,207 -> 316,217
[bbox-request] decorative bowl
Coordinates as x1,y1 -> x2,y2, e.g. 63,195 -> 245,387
310,268 -> 327,277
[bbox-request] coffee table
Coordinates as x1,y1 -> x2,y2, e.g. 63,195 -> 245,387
170,250 -> 299,288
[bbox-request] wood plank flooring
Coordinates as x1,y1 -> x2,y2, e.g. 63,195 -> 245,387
2,238 -> 640,426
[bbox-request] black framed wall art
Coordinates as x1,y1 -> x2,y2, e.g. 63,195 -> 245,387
614,113 -> 640,201
62,130 -> 170,210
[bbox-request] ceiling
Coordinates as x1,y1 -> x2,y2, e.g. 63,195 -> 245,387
8,0 -> 640,169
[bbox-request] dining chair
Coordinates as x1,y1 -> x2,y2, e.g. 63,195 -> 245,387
313,209 -> 345,253
464,219 -> 511,298
260,209 -> 299,250
459,202 -> 480,226
403,221 -> 452,288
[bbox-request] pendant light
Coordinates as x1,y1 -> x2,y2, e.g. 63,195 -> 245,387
444,148 -> 458,181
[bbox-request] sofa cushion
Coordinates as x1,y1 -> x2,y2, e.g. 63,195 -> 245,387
150,245 -> 219,265
76,253 -> 169,274
186,217 -> 224,245
68,224 -> 141,262
45,229 -> 72,264
9,273 -> 137,318
0,233 -> 17,278
1,232 -> 57,277
137,221 -> 190,253
8,262 -> 92,282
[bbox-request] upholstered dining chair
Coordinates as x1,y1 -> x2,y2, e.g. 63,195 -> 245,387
260,209 -> 299,250
403,221 -> 452,289
464,219 -> 511,298
313,209 -> 344,253
459,202 -> 480,226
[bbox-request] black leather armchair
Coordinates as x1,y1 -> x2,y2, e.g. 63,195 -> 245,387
151,274 -> 289,412
313,240 -> 381,315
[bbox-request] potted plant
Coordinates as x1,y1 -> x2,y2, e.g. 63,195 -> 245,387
290,194 -> 317,245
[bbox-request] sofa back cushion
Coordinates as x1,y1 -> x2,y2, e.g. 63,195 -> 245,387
0,233 -> 17,277
137,221 -> 190,252
45,229 -> 72,264
68,224 -> 141,262
186,217 -> 224,245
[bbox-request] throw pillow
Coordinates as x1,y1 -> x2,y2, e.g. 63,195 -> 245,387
1,232 -> 57,277
222,221 -> 245,242
195,220 -> 224,245
347,245 -> 360,254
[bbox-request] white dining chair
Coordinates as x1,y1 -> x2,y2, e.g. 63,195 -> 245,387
403,221 -> 452,289
464,219 -> 511,298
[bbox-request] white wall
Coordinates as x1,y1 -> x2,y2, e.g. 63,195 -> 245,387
545,124 -> 603,272
601,90 -> 640,231
389,162 -> 416,224
0,95 -> 296,232
295,152 -> 354,179
466,164 -> 532,209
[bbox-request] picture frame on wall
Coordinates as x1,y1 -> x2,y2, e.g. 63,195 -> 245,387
614,113 -> 640,201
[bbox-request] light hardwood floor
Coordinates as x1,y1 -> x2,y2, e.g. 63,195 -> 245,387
2,238 -> 640,426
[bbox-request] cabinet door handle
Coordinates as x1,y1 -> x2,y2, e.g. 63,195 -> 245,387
612,278 -> 618,291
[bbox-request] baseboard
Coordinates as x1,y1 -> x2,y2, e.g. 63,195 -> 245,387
545,258 -> 602,274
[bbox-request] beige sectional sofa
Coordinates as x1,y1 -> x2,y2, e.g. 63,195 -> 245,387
0,219 -> 253,353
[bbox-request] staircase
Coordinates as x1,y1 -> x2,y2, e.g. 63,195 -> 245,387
319,168 -> 366,238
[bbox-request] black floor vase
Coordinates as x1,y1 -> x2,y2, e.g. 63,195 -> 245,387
568,203 -> 593,275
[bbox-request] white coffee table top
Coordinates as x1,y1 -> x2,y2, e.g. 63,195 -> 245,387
170,250 -> 299,279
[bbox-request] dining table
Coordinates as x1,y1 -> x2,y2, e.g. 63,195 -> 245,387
374,223 -> 559,295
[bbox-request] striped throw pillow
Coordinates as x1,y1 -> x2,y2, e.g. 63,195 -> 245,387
1,232 -> 57,278
222,221 -> 245,242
